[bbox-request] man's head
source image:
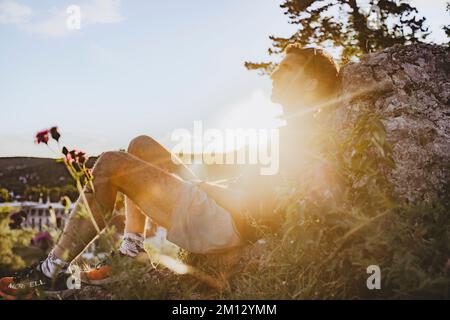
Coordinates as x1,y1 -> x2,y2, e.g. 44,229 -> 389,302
270,45 -> 340,114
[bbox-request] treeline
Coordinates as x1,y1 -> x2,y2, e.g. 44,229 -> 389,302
0,185 -> 78,203
0,156 -> 96,202
23,185 -> 78,202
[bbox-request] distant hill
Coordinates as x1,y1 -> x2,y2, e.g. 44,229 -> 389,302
0,157 -> 95,196
0,153 -> 253,198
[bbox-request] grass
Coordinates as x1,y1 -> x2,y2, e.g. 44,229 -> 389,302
69,110 -> 450,300
3,112 -> 449,300
67,199 -> 449,300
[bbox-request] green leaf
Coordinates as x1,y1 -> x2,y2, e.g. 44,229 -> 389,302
351,152 -> 362,170
385,156 -> 396,169
371,137 -> 385,157
384,141 -> 393,154
371,122 -> 386,146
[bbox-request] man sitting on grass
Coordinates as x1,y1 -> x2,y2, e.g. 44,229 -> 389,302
0,45 -> 340,299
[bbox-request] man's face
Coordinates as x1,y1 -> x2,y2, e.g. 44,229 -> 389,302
270,53 -> 317,112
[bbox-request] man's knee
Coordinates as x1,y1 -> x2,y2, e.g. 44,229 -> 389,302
127,135 -> 159,155
93,151 -> 127,176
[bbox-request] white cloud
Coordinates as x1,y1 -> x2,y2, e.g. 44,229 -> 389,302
0,0 -> 32,24
0,0 -> 122,37
22,7 -> 68,37
83,0 -> 122,24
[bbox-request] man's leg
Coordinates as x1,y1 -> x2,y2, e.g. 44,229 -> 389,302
127,135 -> 197,180
51,151 -> 189,267
122,135 -> 197,242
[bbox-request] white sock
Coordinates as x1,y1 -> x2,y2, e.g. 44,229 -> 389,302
40,252 -> 69,278
119,232 -> 145,258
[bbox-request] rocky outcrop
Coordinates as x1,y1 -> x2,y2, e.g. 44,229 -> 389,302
339,44 -> 450,203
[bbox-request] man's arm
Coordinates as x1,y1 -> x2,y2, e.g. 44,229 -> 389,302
198,182 -> 247,217
198,175 -> 279,239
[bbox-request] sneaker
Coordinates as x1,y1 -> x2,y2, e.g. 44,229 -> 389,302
0,262 -> 76,300
80,250 -> 148,286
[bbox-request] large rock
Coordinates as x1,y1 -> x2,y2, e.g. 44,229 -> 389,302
339,44 -> 450,203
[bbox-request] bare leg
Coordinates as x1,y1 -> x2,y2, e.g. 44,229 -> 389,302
124,135 -> 198,236
124,199 -> 147,234
53,151 -> 190,262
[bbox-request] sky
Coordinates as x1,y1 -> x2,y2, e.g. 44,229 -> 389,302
0,0 -> 448,158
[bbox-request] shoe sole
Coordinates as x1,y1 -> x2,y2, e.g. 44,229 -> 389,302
80,252 -> 150,286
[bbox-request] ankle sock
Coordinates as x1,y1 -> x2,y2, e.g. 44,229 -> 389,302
119,232 -> 145,258
40,252 -> 69,278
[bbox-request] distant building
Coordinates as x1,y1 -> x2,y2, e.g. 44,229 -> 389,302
1,197 -> 74,231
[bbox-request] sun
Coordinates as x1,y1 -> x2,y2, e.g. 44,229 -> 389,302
210,90 -> 285,152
